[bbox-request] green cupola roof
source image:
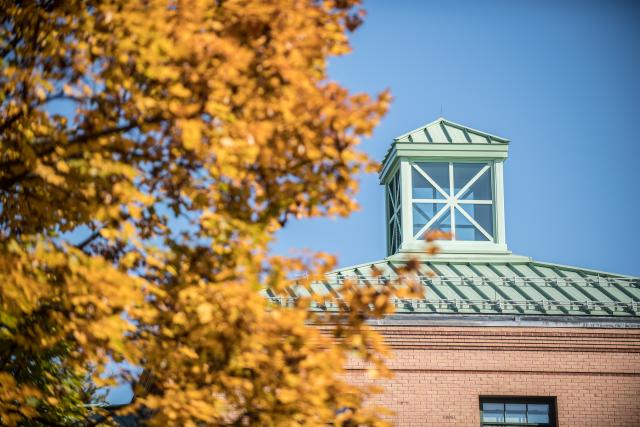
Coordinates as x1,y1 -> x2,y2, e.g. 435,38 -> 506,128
393,117 -> 509,144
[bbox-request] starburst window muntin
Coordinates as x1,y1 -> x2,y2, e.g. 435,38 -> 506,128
411,161 -> 495,242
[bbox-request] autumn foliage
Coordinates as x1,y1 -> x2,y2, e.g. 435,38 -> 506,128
0,1 -> 421,425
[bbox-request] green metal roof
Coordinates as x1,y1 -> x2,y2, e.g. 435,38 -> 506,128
270,256 -> 640,317
379,117 -> 510,182
393,117 -> 509,144
272,119 -> 640,319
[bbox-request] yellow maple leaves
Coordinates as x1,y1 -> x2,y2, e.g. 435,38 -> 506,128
0,0 -> 407,426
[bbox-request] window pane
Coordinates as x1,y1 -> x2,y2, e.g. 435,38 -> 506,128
389,219 -> 396,251
387,176 -> 398,217
394,219 -> 401,251
414,162 -> 449,196
481,398 -> 554,427
460,166 -> 492,200
413,203 -> 446,237
393,175 -> 401,205
482,403 -> 505,423
459,204 -> 493,238
428,207 -> 452,236
505,403 -> 527,423
455,207 -> 489,241
453,163 -> 485,195
412,167 -> 440,199
527,404 -> 550,423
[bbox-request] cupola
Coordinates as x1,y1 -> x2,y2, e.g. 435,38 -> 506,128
380,118 -> 509,257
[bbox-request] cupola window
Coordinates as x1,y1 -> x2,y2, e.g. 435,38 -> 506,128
386,170 -> 402,254
411,162 -> 494,241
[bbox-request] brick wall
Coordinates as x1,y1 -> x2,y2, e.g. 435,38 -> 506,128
345,325 -> 640,427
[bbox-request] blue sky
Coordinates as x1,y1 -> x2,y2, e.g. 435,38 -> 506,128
271,0 -> 640,276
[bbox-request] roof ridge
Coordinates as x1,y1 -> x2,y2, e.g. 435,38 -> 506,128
393,117 -> 444,141
393,117 -> 509,143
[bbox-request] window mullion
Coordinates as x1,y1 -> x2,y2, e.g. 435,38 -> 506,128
449,163 -> 455,240
458,199 -> 492,204
450,205 -> 456,240
412,198 -> 448,204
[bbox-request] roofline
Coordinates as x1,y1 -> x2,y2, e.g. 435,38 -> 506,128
367,313 -> 640,328
327,257 -> 638,279
532,260 -> 639,280
328,258 -> 392,275
393,117 -> 510,143
392,117 -> 443,141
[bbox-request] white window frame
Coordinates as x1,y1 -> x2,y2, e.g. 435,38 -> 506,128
409,160 -> 496,243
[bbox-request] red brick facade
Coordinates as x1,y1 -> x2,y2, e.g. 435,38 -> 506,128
346,324 -> 640,427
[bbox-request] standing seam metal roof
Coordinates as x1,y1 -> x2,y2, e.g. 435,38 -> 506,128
271,259 -> 640,317
393,117 -> 509,144
272,118 -> 640,318
380,117 -> 509,179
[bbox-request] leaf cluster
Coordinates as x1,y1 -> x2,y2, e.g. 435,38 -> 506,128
0,1 -> 417,426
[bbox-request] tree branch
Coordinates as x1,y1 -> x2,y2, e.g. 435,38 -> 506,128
0,116 -> 163,190
75,229 -> 103,251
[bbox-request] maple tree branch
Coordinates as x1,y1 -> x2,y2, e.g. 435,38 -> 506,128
75,229 -> 103,251
0,110 -> 26,133
0,92 -> 69,133
0,33 -> 19,59
0,170 -> 31,191
41,116 -> 163,157
0,117 -> 163,191
68,122 -> 140,145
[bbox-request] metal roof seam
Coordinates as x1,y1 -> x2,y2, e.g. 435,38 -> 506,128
310,258 -> 639,316
507,263 -> 570,315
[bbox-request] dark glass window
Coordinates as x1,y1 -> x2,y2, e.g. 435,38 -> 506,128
480,397 -> 556,427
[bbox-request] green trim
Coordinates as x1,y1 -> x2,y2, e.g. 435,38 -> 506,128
380,145 -> 508,182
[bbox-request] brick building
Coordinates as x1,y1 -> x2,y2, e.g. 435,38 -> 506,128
297,119 -> 640,426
